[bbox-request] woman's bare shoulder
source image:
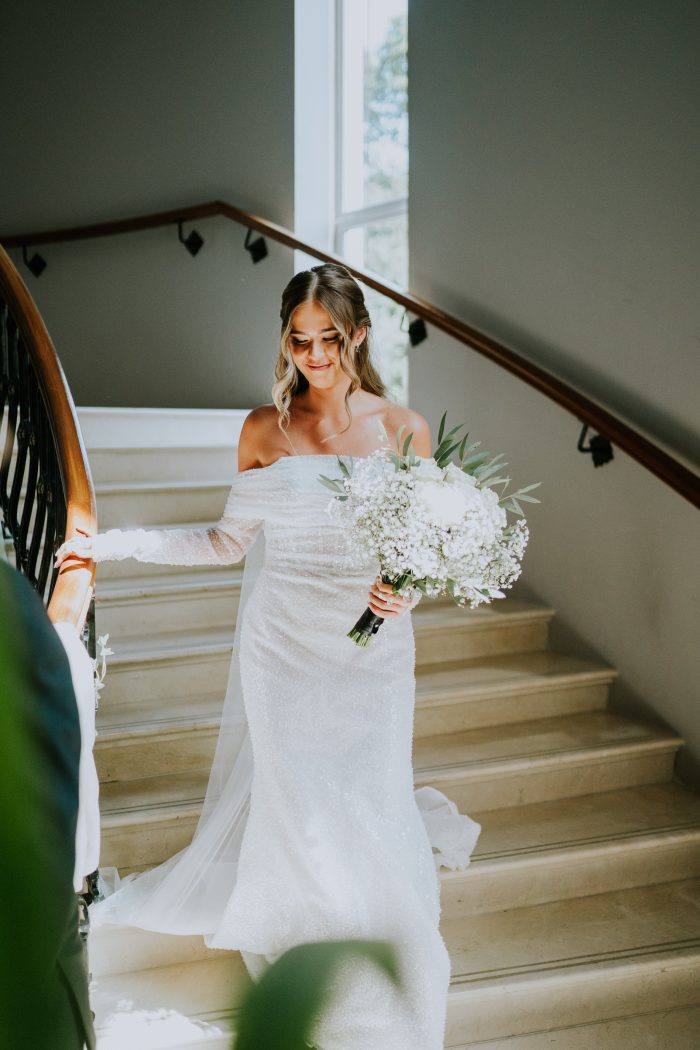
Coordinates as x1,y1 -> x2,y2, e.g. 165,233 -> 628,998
237,404 -> 280,471
380,400 -> 432,456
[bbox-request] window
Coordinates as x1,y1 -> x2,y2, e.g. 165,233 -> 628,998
295,0 -> 409,402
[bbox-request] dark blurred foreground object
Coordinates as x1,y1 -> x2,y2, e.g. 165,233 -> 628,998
233,938 -> 401,1050
0,559 -> 96,1050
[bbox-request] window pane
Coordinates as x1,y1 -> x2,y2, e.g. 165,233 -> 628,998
340,0 -> 408,213
367,210 -> 407,287
341,212 -> 409,405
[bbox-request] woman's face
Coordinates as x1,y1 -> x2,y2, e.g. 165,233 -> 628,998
289,300 -> 363,389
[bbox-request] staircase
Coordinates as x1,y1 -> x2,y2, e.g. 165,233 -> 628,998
74,408 -> 700,1049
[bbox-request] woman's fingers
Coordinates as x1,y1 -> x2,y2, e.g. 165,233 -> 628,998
367,575 -> 414,618
54,534 -> 94,567
55,546 -> 90,567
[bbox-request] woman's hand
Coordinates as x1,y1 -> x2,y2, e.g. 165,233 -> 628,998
367,575 -> 419,618
54,528 -> 96,568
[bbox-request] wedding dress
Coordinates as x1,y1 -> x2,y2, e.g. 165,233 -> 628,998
89,449 -> 481,1050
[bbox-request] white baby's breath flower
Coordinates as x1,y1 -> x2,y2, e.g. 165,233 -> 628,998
320,435 -> 534,636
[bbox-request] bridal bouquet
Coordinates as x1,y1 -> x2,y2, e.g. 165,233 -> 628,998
319,412 -> 541,646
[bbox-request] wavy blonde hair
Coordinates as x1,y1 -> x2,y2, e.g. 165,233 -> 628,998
271,263 -> 386,444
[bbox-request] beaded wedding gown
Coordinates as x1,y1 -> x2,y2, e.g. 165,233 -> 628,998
90,451 -> 481,1050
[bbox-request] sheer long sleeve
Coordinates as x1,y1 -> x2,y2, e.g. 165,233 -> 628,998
90,479 -> 264,566
90,517 -> 263,565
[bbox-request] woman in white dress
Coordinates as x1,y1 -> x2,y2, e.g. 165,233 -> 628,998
55,263 -> 481,1050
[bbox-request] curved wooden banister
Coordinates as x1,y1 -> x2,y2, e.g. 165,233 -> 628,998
0,242 -> 96,629
2,200 -> 698,509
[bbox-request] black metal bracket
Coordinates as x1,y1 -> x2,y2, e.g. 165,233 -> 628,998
22,245 -> 47,278
578,423 -> 614,467
400,309 -> 427,346
244,227 -> 268,263
177,220 -> 204,257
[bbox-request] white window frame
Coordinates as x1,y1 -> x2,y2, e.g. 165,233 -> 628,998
295,0 -> 410,403
294,0 -> 335,269
295,0 -> 408,270
332,0 -> 408,260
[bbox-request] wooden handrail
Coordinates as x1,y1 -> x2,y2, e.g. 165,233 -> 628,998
0,242 -> 96,628
2,200 -> 698,508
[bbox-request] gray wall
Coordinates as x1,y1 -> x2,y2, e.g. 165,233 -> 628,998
408,1 -> 700,785
0,0 -> 295,408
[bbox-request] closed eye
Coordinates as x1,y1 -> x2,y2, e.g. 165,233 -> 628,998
291,337 -> 338,346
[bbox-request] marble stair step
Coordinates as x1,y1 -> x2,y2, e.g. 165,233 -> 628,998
97,690 -> 224,732
412,708 -> 682,812
414,649 -> 614,734
102,708 -> 676,816
96,566 -> 488,645
95,650 -> 617,781
98,713 -> 684,871
108,783 -> 700,917
440,779 -> 700,917
93,782 -> 700,972
96,649 -> 614,740
95,480 -> 233,529
91,954 -> 247,1050
447,1002 -> 700,1049
5,443 -> 239,488
443,876 -> 700,1044
98,599 -> 554,707
88,444 -> 238,484
95,569 -> 244,640
91,878 -> 700,1047
99,564 -> 540,650
90,923 -> 238,979
77,406 -> 248,451
98,628 -> 235,708
8,525 -> 550,663
414,599 -> 552,665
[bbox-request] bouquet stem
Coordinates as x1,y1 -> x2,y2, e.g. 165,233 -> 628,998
348,607 -> 385,647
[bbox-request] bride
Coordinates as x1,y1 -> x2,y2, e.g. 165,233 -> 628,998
55,262 -> 481,1050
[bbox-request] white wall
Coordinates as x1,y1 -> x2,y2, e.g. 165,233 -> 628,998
407,0 -> 700,786
0,0 -> 296,408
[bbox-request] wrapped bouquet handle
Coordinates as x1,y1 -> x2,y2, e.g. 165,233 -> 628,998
349,573 -> 418,646
350,607 -> 384,645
